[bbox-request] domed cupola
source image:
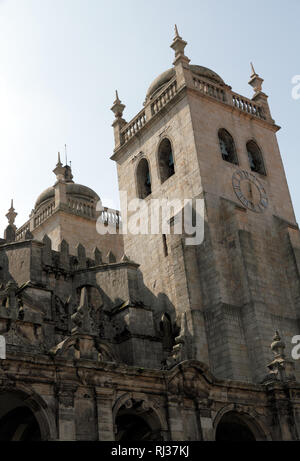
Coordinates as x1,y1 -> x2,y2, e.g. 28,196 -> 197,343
146,64 -> 225,102
33,153 -> 100,225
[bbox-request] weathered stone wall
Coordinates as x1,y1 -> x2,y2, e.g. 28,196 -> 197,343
32,210 -> 124,261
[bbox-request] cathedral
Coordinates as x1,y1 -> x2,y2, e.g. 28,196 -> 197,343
1,28 -> 300,441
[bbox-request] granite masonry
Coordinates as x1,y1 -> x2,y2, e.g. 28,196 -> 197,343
1,28 -> 300,441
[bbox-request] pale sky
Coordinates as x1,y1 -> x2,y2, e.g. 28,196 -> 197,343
0,0 -> 299,232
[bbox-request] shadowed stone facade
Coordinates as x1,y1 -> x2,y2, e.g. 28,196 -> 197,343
1,28 -> 300,441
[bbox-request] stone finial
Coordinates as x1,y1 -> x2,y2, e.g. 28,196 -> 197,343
266,331 -> 295,383
248,63 -> 264,94
111,90 -> 127,148
250,62 -> 257,77
53,152 -> 65,182
111,90 -> 126,119
174,24 -> 181,39
170,24 -> 190,64
271,330 -> 286,358
6,200 -> 17,227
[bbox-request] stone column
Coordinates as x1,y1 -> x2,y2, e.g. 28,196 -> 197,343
57,384 -> 77,441
95,388 -> 115,441
266,383 -> 298,441
198,406 -> 214,441
167,396 -> 185,441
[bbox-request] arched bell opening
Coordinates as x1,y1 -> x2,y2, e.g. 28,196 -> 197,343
136,158 -> 152,199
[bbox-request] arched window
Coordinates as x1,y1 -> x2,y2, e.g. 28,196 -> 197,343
247,140 -> 266,175
136,158 -> 152,199
218,129 -> 238,165
158,138 -> 175,183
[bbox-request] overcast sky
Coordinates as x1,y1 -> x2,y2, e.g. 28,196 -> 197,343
0,0 -> 299,232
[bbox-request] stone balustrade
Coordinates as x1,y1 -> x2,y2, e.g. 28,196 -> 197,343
232,93 -> 266,120
122,110 -> 146,143
118,73 -> 269,149
98,207 -> 121,226
68,199 -> 95,218
193,75 -> 226,102
151,79 -> 178,116
16,221 -> 30,241
34,201 -> 55,228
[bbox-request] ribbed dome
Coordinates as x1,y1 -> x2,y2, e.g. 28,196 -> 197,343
146,64 -> 225,99
35,183 -> 100,208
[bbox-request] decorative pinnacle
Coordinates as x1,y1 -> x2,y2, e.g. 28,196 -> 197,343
170,25 -> 190,64
111,90 -> 125,119
174,24 -> 181,39
271,330 -> 286,357
6,199 -> 17,226
53,152 -> 65,181
248,63 -> 264,93
250,62 -> 257,77
57,152 -> 62,166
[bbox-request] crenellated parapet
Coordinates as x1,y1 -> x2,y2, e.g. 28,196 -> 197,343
0,233 -> 169,369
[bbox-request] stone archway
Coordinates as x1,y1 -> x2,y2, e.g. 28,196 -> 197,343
0,405 -> 41,441
114,396 -> 165,441
214,406 -> 270,442
215,411 -> 256,441
0,388 -> 56,441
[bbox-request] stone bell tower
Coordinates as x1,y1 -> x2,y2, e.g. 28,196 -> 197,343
111,27 -> 300,384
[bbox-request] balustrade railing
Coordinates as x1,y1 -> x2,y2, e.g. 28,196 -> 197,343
119,73 -> 269,147
193,76 -> 226,102
98,207 -> 121,226
151,79 -> 177,116
34,201 -> 55,228
16,221 -> 30,241
68,199 -> 95,218
122,110 -> 146,143
232,93 -> 265,119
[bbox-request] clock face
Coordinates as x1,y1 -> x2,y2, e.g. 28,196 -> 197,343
232,170 -> 268,213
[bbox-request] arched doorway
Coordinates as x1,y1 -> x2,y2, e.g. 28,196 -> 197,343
0,406 -> 41,441
0,390 -> 53,441
216,411 -> 256,442
115,399 -> 163,441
